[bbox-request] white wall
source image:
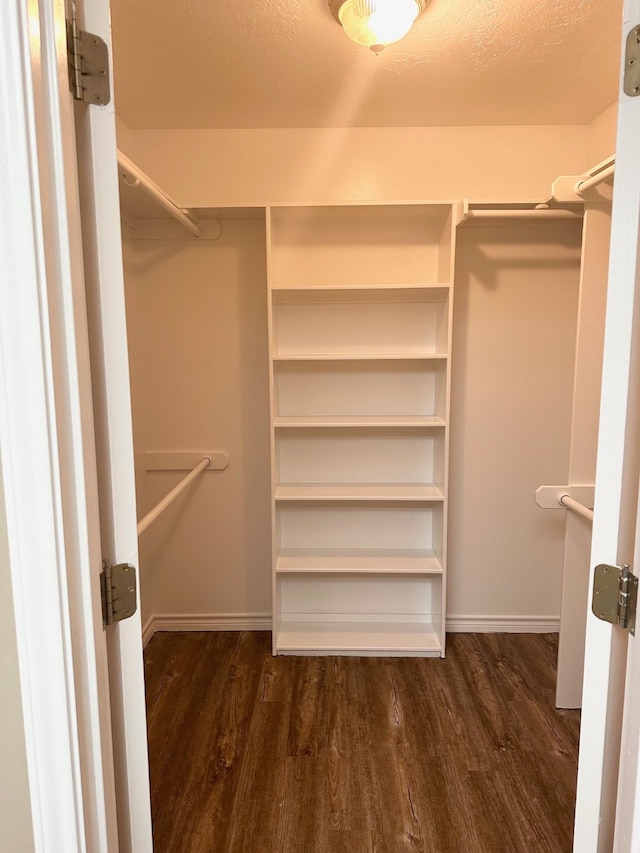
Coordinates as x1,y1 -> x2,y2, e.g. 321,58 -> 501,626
122,213 -> 583,629
0,460 -> 35,852
588,102 -> 617,166
123,220 -> 271,626
120,125 -> 590,208
117,119 -> 601,631
448,223 -> 582,628
121,237 -> 154,627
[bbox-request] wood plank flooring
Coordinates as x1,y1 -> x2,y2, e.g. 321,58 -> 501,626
144,632 -> 580,853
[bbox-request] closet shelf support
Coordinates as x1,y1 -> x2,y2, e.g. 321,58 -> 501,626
535,484 -> 595,523
550,154 -> 615,203
117,149 -> 204,238
575,162 -> 616,197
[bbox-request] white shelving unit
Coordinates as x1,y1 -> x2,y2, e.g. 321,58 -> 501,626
267,203 -> 460,656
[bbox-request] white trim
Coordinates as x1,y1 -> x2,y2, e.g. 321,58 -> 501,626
144,613 -> 272,642
574,5 -> 640,849
446,615 -> 560,633
0,1 -> 109,849
78,0 -> 154,845
142,616 -> 155,648
141,612 -> 557,641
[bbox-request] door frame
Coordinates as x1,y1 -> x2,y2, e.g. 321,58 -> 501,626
573,1 -> 640,848
0,0 -> 152,850
0,0 -> 118,849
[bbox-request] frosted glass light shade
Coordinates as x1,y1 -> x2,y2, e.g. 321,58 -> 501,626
333,0 -> 425,52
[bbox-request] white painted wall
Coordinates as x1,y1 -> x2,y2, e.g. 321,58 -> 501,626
0,460 -> 35,853
448,223 -> 583,628
120,125 -> 590,208
588,102 -> 618,165
122,214 -> 583,628
123,220 -> 271,625
116,118 -> 608,631
121,237 -> 154,628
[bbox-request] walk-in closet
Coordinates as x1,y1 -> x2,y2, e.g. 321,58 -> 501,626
108,0 -> 624,848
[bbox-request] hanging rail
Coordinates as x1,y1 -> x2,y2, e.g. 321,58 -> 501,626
463,208 -> 582,222
117,149 -> 203,239
559,494 -> 594,523
574,156 -> 615,197
137,456 -> 211,536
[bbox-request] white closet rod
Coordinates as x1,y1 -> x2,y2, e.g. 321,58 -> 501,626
464,209 -> 582,221
137,456 -> 211,536
117,149 -> 203,239
559,494 -> 594,523
575,158 -> 615,197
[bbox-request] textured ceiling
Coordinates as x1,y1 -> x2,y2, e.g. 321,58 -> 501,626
110,0 -> 623,129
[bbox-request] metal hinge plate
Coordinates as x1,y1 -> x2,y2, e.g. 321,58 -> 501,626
66,6 -> 110,105
592,564 -> 638,635
100,562 -> 137,628
624,24 -> 640,97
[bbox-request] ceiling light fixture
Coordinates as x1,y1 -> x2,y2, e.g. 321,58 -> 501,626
329,0 -> 428,54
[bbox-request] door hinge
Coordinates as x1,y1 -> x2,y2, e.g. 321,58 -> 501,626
592,564 -> 638,635
66,5 -> 111,105
624,24 -> 640,97
100,562 -> 137,628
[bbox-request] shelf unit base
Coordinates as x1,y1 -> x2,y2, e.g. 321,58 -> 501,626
274,617 -> 443,657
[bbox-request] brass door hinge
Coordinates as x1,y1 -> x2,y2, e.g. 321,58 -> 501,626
592,564 -> 638,635
624,25 -> 640,97
101,562 -> 137,627
66,4 -> 110,105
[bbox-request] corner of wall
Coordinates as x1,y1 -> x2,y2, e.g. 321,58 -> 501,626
115,113 -> 136,158
587,102 -> 618,166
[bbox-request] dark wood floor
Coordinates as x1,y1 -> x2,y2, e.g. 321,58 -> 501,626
144,632 -> 580,853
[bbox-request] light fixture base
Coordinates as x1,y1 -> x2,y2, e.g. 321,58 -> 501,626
328,0 -> 428,25
329,0 -> 429,50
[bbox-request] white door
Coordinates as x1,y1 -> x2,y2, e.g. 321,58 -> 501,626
573,1 -> 640,849
70,0 -> 153,850
0,0 -> 152,850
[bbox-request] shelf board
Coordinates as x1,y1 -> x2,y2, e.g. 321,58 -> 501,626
274,619 -> 443,656
274,483 -> 444,501
276,549 -> 443,574
274,415 -> 446,428
270,282 -> 451,292
272,353 -> 448,362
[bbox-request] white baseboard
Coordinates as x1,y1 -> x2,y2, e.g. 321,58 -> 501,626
446,614 -> 560,633
142,612 -> 272,645
141,612 -> 559,646
141,615 -> 155,648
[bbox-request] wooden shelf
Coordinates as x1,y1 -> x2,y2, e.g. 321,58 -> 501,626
274,484 -> 445,502
274,619 -> 443,656
272,353 -> 448,362
276,549 -> 443,574
270,282 -> 451,292
274,415 -> 447,428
